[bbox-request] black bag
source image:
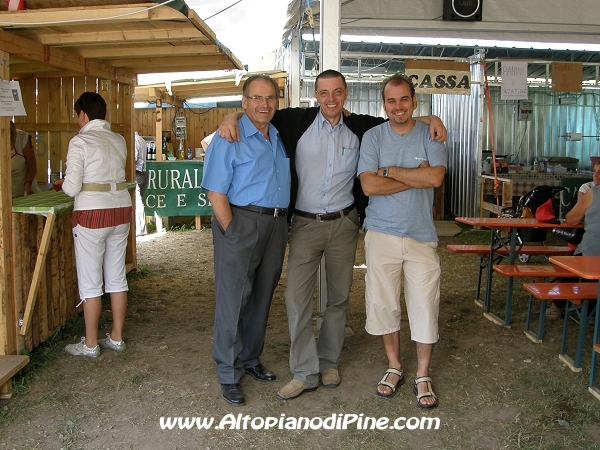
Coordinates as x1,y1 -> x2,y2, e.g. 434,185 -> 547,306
552,227 -> 584,245
553,182 -> 586,245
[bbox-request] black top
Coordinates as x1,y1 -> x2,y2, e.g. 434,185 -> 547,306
270,107 -> 385,223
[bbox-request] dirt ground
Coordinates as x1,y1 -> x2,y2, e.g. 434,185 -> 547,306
1,225 -> 599,449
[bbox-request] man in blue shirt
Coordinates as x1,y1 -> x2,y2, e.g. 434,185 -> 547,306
201,75 -> 291,406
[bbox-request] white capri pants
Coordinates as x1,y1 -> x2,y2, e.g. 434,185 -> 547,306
364,230 -> 441,344
72,223 -> 130,301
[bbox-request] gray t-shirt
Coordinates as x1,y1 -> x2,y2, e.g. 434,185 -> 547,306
357,120 -> 447,242
576,185 -> 600,256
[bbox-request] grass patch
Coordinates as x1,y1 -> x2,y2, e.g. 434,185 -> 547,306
168,218 -> 196,231
127,264 -> 156,281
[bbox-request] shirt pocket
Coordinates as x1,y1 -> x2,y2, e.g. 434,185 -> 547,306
339,146 -> 359,174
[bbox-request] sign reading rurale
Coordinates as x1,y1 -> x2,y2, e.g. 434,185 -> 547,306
143,161 -> 213,217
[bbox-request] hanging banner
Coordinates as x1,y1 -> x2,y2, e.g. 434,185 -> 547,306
551,62 -> 583,92
405,60 -> 471,95
143,161 -> 213,217
501,61 -> 528,100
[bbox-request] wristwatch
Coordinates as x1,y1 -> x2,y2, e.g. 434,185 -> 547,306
382,167 -> 389,177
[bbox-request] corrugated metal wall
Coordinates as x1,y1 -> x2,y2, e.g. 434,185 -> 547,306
481,87 -> 600,169
432,62 -> 483,218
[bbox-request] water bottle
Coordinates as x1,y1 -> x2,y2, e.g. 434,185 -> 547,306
186,146 -> 193,160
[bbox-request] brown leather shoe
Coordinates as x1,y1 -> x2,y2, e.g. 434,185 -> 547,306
321,368 -> 341,388
276,379 -> 318,400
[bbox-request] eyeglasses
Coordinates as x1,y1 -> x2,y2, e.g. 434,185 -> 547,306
315,88 -> 346,98
245,95 -> 276,102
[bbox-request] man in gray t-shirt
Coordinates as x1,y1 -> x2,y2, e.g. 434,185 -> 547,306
357,74 -> 447,410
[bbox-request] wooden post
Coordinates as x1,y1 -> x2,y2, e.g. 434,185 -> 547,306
0,51 -> 17,355
122,83 -> 137,271
19,211 -> 55,335
155,99 -> 163,161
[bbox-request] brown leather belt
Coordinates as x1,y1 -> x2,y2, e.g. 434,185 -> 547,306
294,205 -> 355,222
232,205 -> 288,217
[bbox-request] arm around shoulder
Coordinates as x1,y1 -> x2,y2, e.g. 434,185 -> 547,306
414,115 -> 447,142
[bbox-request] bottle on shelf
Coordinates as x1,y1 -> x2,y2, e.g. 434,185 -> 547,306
176,141 -> 183,160
186,146 -> 193,160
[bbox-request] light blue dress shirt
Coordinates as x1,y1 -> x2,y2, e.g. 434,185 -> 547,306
201,114 -> 290,208
294,111 -> 360,213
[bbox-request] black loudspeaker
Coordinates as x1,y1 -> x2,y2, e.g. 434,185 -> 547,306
443,0 -> 482,21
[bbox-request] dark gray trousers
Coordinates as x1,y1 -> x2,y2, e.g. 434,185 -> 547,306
212,207 -> 287,384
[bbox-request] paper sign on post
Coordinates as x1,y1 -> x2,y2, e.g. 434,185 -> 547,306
0,80 -> 26,116
501,62 -> 528,100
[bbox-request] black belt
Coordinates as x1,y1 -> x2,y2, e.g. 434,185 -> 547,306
232,205 -> 288,217
294,205 -> 355,222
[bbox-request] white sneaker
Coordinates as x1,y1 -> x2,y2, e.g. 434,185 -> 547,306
98,333 -> 126,352
65,337 -> 100,358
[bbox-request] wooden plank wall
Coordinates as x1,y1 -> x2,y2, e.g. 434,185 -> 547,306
13,76 -> 136,185
11,212 -> 78,351
135,107 -> 243,150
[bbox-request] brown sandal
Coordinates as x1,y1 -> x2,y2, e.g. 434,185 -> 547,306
413,376 -> 438,409
376,368 -> 405,398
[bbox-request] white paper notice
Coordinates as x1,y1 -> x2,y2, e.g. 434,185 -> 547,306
0,80 -> 26,116
501,62 -> 528,100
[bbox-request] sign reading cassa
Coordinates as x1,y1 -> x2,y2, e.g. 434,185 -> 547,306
143,161 -> 212,217
405,60 -> 471,95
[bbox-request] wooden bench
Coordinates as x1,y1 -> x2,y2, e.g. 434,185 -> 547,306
446,244 -> 573,305
446,244 -> 572,256
523,282 -> 598,372
0,355 -> 30,399
493,265 -> 580,343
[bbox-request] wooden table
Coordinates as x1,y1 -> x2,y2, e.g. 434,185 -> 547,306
12,191 -> 74,336
549,256 -> 600,400
455,217 -> 581,326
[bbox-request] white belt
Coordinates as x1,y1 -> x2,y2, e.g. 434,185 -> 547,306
81,182 -> 128,192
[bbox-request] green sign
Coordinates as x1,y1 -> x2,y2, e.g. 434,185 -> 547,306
143,161 -> 213,217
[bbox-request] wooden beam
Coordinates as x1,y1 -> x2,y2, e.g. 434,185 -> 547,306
20,211 -> 55,336
0,4 -> 186,28
0,52 -> 17,355
72,44 -> 225,59
0,29 -> 136,84
12,27 -> 207,46
0,355 -> 29,399
103,56 -> 237,71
